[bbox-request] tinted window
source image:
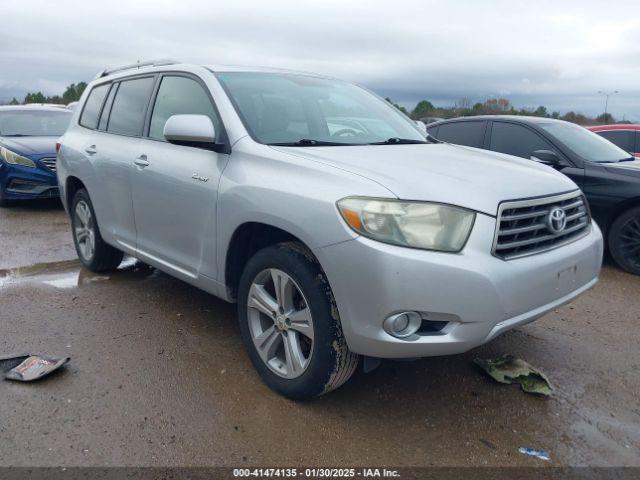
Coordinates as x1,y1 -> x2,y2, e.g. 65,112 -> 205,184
98,84 -> 117,131
107,77 -> 155,136
149,76 -> 221,141
597,130 -> 635,152
435,121 -> 485,147
490,122 -> 556,159
79,84 -> 109,129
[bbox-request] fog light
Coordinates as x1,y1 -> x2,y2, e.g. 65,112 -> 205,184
383,311 -> 422,339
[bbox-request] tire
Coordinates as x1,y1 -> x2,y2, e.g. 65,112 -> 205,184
608,206 -> 640,275
237,242 -> 359,400
0,186 -> 12,207
71,188 -> 123,272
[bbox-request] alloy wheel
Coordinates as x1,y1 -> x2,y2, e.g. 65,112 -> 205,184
619,216 -> 640,269
247,268 -> 314,379
74,200 -> 95,262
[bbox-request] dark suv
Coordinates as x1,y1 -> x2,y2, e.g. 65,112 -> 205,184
427,116 -> 640,275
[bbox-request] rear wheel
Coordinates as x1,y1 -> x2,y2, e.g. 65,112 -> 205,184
237,242 -> 359,400
71,189 -> 123,272
609,206 -> 640,275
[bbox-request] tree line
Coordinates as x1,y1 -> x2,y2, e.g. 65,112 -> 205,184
386,97 -> 625,126
6,82 -> 87,106
3,81 -> 623,126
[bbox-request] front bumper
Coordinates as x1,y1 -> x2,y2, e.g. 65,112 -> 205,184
0,162 -> 59,200
317,213 -> 603,358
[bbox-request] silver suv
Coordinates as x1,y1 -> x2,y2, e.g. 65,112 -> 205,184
58,60 -> 603,399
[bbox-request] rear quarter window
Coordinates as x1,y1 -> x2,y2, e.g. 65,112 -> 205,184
79,84 -> 110,129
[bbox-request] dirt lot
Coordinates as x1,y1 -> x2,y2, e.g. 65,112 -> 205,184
1,201 -> 639,468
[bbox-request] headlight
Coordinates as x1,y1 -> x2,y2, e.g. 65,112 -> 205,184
337,197 -> 476,252
0,146 -> 36,168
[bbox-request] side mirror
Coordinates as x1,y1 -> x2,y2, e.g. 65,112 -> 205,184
415,120 -> 427,136
531,149 -> 560,166
164,114 -> 216,149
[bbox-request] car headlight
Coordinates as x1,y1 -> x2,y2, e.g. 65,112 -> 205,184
0,146 -> 36,168
337,197 -> 476,252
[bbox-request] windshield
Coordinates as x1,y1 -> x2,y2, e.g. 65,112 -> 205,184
215,72 -> 425,146
539,122 -> 631,163
0,109 -> 72,137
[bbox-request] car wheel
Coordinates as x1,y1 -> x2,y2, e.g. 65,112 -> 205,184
71,188 -> 124,272
608,206 -> 640,275
0,186 -> 12,207
237,242 -> 359,400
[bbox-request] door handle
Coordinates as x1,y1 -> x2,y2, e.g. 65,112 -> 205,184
134,155 -> 150,168
85,145 -> 97,155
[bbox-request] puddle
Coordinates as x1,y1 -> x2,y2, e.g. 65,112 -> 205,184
0,256 -> 151,290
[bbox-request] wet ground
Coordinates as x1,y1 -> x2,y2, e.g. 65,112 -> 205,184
0,201 -> 639,467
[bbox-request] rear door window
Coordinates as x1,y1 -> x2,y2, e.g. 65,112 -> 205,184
489,122 -> 556,159
107,77 -> 155,136
79,84 -> 110,129
434,121 -> 485,147
597,130 -> 635,153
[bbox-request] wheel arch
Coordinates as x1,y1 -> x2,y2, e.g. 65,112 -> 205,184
605,196 -> 640,239
65,176 -> 86,213
224,222 -> 321,301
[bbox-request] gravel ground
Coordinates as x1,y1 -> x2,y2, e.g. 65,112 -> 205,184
0,202 -> 638,468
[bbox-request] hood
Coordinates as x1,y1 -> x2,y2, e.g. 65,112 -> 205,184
271,143 -> 578,216
0,136 -> 58,157
604,159 -> 640,178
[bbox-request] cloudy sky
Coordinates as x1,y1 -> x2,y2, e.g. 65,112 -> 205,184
3,0 -> 640,120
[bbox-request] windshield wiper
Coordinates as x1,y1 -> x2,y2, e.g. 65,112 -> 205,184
600,156 -> 636,163
368,137 -> 428,145
268,139 -> 354,147
2,134 -> 32,137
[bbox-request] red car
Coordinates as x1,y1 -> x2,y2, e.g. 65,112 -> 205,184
588,125 -> 640,158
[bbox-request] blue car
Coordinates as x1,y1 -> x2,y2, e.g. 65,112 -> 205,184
0,105 -> 72,206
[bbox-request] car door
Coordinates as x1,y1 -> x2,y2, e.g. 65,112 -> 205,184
131,73 -> 228,280
487,121 -> 584,187
90,76 -> 156,251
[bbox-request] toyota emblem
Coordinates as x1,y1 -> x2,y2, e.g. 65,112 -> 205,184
547,207 -> 567,234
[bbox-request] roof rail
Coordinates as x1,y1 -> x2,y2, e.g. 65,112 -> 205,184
95,59 -> 180,79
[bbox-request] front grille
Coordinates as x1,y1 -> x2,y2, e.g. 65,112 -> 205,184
493,191 -> 591,260
41,158 -> 57,172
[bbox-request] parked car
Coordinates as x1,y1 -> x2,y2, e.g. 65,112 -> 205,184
588,124 -> 640,158
57,61 -> 603,399
419,116 -> 445,125
427,116 -> 640,275
0,105 -> 72,206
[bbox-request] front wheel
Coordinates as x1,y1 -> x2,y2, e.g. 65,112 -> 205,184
608,206 -> 640,275
0,186 -> 11,207
237,242 -> 359,400
71,188 -> 124,272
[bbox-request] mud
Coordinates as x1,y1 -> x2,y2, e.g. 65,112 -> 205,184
0,205 -> 639,467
